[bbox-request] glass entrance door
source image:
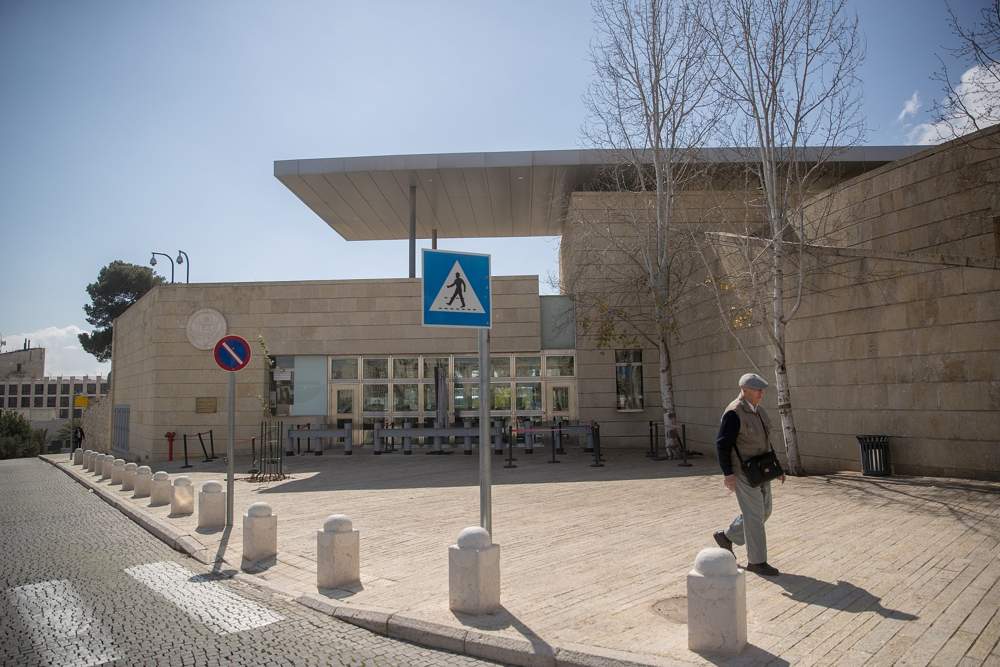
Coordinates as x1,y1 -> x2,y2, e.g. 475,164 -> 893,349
330,384 -> 359,444
547,384 -> 575,420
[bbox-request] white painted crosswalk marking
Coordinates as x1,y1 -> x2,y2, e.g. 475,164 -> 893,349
125,561 -> 283,635
7,579 -> 117,667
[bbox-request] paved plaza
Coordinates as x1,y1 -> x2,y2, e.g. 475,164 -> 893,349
49,446 -> 1000,666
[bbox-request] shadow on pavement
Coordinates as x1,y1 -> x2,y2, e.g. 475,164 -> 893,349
696,643 -> 790,666
771,573 -> 918,620
452,605 -> 555,657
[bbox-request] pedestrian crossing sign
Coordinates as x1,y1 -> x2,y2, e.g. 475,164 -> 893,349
422,249 -> 491,328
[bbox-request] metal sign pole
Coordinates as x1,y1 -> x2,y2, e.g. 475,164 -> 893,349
478,327 -> 491,536
227,371 -> 235,527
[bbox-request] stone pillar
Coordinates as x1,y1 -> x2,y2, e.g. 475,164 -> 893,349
170,476 -> 194,515
84,451 -> 94,471
73,448 -> 84,465
99,455 -> 113,480
149,471 -> 171,506
316,514 -> 360,589
197,481 -> 226,530
448,526 -> 500,615
243,502 -> 277,566
687,548 -> 747,655
133,466 -> 152,498
122,463 -> 138,492
110,458 -> 126,485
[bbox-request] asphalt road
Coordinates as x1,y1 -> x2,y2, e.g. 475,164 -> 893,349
0,457 -> 497,667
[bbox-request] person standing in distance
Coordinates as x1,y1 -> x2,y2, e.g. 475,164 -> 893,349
713,373 -> 785,576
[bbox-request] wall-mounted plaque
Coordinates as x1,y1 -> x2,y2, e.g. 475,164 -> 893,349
195,397 -> 218,414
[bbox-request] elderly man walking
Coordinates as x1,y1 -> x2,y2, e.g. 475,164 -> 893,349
713,373 -> 785,576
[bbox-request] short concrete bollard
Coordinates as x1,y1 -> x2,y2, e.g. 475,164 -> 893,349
243,502 -> 277,566
448,526 -> 500,615
111,458 -> 126,485
83,451 -> 93,471
170,476 -> 194,515
133,466 -> 152,498
73,448 -> 83,465
197,481 -> 226,530
122,462 -> 138,492
687,548 -> 747,655
149,471 -> 172,506
99,455 -> 113,480
316,514 -> 360,589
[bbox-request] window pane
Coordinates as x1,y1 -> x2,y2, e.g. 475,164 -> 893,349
22,384 -> 30,394
490,357 -> 510,379
47,383 -> 57,394
7,397 -> 16,408
362,384 -> 388,412
100,383 -> 108,394
393,384 -> 419,412
59,408 -> 68,419
615,364 -> 644,410
336,389 -> 353,414
73,383 -> 83,393
393,358 -> 419,379
363,358 -> 388,380
34,384 -> 44,395
61,383 -> 69,394
515,357 -> 541,378
515,383 -> 542,411
47,396 -> 56,408
33,396 -> 43,408
21,397 -> 30,407
73,408 -> 81,418
454,358 -> 479,379
454,383 -> 480,410
86,383 -> 96,394
423,357 -> 449,379
490,384 -> 512,410
0,385 -> 4,395
423,384 -> 437,411
551,386 -> 570,412
60,396 -> 69,407
615,349 -> 642,364
546,355 -> 575,377
330,358 -> 358,380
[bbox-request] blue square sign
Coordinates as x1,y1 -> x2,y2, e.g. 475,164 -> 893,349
422,249 -> 491,328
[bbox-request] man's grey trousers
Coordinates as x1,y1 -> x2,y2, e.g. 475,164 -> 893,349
724,476 -> 773,564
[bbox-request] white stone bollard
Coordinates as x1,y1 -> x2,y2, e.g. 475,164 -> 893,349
133,466 -> 152,498
149,471 -> 172,506
122,463 -> 138,492
170,476 -> 194,515
317,514 -> 360,589
73,448 -> 84,465
687,548 -> 747,655
84,451 -> 93,471
197,481 -> 226,530
99,455 -> 113,480
242,502 -> 277,566
111,459 -> 126,485
448,526 -> 500,615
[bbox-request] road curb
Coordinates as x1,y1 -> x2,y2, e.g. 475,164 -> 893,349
40,455 -> 687,667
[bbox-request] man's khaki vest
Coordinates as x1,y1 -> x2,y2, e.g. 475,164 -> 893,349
724,397 -> 773,476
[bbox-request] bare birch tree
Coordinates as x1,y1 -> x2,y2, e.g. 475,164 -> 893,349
564,0 -> 721,456
930,0 -> 1000,141
701,0 -> 865,474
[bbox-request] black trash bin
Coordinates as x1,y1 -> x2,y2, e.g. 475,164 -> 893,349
856,435 -> 891,476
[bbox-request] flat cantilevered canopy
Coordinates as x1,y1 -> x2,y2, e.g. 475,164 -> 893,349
274,147 -> 923,241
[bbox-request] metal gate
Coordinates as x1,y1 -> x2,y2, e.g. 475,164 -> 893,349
113,405 -> 130,453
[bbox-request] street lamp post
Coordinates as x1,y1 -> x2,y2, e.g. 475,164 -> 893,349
175,250 -> 190,283
150,252 -> 175,284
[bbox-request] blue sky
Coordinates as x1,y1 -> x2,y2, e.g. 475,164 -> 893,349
0,0 -> 988,375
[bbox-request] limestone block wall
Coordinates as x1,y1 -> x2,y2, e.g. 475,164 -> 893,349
111,276 -> 540,462
562,131 -> 1000,479
81,396 -> 110,453
0,348 -> 45,380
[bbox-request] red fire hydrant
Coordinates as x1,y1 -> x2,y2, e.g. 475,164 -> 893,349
165,432 -> 176,461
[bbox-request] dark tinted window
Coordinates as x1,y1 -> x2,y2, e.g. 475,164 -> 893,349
87,383 -> 96,394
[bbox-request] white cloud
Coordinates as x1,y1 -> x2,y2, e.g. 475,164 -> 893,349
909,64 -> 1000,145
897,91 -> 921,122
3,325 -> 110,378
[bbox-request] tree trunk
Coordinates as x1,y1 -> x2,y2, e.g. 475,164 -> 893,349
657,335 -> 683,457
771,233 -> 804,475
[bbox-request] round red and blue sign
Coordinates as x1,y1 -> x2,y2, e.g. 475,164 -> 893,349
213,335 -> 252,372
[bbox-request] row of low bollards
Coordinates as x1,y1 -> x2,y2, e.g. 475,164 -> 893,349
72,447 -> 745,654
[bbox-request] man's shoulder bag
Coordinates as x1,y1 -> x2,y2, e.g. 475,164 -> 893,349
732,413 -> 783,487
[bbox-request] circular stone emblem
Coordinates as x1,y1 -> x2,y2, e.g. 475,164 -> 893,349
186,308 -> 227,350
